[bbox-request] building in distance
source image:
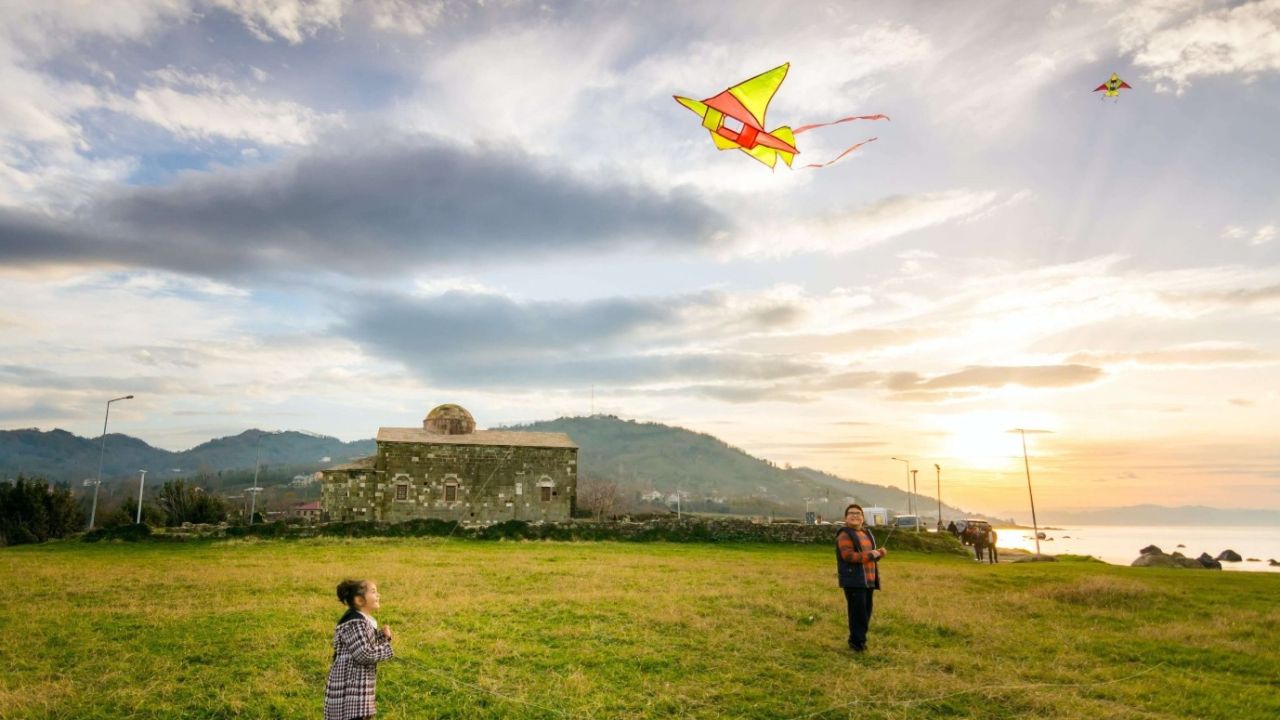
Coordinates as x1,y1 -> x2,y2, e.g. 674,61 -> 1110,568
321,403 -> 578,524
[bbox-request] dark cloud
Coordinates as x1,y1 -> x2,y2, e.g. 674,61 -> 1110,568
336,290 -> 815,388
0,136 -> 726,278
0,365 -> 189,394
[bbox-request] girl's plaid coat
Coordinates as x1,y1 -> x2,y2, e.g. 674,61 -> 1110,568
324,610 -> 394,720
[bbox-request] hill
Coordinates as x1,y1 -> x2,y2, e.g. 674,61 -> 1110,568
0,428 -> 374,485
3,416 -> 999,520
502,415 -> 993,520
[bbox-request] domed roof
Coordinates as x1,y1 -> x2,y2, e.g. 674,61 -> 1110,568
423,404 -> 476,435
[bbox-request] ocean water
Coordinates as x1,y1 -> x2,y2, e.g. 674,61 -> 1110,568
994,525 -> 1280,572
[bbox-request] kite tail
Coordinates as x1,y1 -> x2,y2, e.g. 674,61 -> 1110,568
792,113 -> 889,135
804,136 -> 878,169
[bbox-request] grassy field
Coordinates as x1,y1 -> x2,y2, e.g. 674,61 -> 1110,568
2,538 -> 1277,719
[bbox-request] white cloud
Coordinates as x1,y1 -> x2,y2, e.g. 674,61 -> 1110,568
364,0 -> 446,36
111,79 -> 342,145
1130,0 -> 1280,93
211,0 -> 348,44
734,189 -> 1001,258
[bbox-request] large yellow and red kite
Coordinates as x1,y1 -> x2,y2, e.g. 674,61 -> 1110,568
1094,72 -> 1132,99
674,63 -> 888,169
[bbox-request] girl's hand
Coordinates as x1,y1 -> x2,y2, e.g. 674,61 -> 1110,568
382,625 -> 393,641
878,548 -> 888,558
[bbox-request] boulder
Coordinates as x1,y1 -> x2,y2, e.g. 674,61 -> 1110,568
1132,553 -> 1210,569
1176,543 -> 1186,548
1269,559 -> 1280,567
1215,549 -> 1243,562
1197,553 -> 1223,570
1139,544 -> 1163,556
1247,558 -> 1260,562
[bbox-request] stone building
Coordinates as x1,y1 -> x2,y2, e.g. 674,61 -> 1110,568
321,404 -> 577,524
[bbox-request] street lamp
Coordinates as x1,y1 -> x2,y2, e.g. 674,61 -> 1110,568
910,469 -> 919,532
135,469 -> 148,524
88,394 -> 134,530
934,464 -> 942,531
1010,428 -> 1050,557
249,430 -> 282,525
890,457 -> 912,517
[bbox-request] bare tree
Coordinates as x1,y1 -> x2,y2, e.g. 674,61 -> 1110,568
577,472 -> 622,521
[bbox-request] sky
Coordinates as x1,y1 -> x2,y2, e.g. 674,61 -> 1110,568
1,0 -> 1278,516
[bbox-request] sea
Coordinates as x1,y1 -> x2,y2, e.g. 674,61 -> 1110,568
994,525 -> 1280,572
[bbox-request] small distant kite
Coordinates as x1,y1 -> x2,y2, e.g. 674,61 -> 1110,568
674,63 -> 888,169
1094,72 -> 1132,100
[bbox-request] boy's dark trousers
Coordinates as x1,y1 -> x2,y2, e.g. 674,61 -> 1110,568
842,587 -> 875,648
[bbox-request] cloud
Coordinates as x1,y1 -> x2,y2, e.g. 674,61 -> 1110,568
1130,0 -> 1280,93
108,68 -> 343,145
0,135 -> 727,277
1068,343 -> 1280,367
1163,283 -> 1280,307
885,364 -> 1104,391
736,189 -> 1002,257
211,0 -> 347,44
336,288 -> 814,389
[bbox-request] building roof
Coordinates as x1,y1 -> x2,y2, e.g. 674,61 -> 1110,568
377,427 -> 577,449
293,501 -> 322,510
326,456 -> 376,471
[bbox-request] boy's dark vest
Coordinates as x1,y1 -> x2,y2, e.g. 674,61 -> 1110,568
835,527 -> 880,589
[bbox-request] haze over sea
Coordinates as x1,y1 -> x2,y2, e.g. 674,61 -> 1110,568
998,525 -> 1280,572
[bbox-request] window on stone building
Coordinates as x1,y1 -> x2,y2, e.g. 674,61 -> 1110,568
540,485 -> 552,502
445,483 -> 458,502
395,484 -> 408,501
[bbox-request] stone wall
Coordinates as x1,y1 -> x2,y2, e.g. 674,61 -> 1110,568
323,442 -> 576,524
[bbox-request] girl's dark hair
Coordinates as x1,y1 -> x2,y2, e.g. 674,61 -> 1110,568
844,503 -> 864,516
336,579 -> 371,608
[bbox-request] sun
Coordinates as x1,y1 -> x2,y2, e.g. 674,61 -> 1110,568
933,410 -> 1056,471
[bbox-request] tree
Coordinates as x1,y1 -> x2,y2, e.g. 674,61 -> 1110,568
157,479 -> 227,525
577,473 -> 622,521
0,477 -> 85,546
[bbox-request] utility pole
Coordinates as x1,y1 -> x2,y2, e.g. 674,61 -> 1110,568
135,470 -> 147,524
1015,428 -> 1043,557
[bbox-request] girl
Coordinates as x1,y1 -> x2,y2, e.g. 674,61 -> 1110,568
325,579 -> 394,720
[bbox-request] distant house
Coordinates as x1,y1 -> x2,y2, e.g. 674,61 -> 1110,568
289,474 -> 316,488
640,490 -> 664,502
290,501 -> 323,522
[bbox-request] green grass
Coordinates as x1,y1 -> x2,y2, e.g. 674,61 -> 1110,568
2,539 -> 1277,719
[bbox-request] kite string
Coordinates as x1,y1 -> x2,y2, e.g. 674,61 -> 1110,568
782,661 -> 1165,720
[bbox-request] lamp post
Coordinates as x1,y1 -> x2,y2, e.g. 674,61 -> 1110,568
910,469 -> 919,531
890,457 -> 912,517
135,469 -> 148,524
88,394 -> 133,530
248,430 -> 276,525
1011,428 -> 1046,557
934,464 -> 942,531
